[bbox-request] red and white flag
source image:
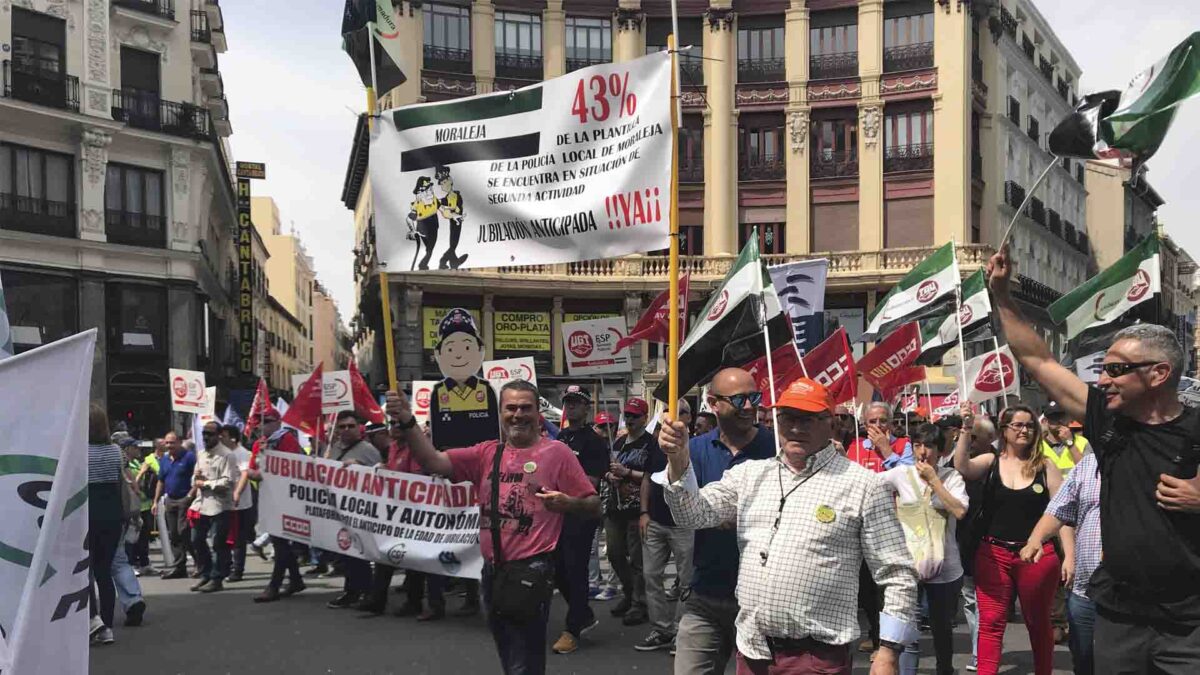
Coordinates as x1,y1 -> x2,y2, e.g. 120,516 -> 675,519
960,345 -> 1020,403
349,361 -> 385,424
283,364 -> 325,437
613,274 -> 689,353
743,342 -> 806,402
878,366 -> 927,402
856,322 -> 921,391
244,378 -> 278,436
801,327 -> 857,406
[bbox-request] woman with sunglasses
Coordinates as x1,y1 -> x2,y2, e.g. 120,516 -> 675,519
954,403 -> 1065,675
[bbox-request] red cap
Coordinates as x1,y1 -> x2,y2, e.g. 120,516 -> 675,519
771,378 -> 833,414
595,412 -> 616,426
623,398 -> 649,416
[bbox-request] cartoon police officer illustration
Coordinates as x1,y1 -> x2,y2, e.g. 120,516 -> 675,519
435,165 -> 468,270
408,175 -> 439,271
429,308 -> 499,450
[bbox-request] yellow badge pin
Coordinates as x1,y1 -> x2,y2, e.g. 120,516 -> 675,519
815,505 -> 836,524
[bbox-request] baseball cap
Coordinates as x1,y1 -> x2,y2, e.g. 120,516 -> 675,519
770,378 -> 833,414
595,412 -> 616,426
562,385 -> 592,404
624,398 -> 649,417
437,308 -> 480,346
1043,400 -> 1067,418
364,422 -> 388,435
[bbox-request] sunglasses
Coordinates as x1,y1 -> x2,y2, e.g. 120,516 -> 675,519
713,391 -> 763,409
1101,361 -> 1160,378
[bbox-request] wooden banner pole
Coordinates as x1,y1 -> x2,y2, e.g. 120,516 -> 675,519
667,34 -> 681,422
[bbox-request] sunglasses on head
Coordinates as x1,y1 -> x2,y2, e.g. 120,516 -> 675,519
1101,361 -> 1160,378
713,391 -> 763,408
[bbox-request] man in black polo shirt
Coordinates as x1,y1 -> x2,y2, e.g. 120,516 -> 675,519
550,385 -> 610,655
990,245 -> 1200,671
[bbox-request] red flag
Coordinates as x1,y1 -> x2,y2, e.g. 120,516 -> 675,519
878,366 -> 927,401
802,327 -> 858,406
743,342 -> 806,402
283,364 -> 324,437
349,361 -> 385,424
856,322 -> 921,390
244,378 -> 278,436
613,274 -> 690,353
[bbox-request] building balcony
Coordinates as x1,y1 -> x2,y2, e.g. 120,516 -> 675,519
1022,36 -> 1035,62
190,11 -> 220,66
1048,208 -> 1062,233
738,57 -> 785,83
1027,119 -> 1040,144
1057,79 -> 1070,102
1076,229 -> 1090,255
972,152 -> 983,178
1014,274 -> 1062,308
423,45 -> 472,74
1000,7 -> 1018,39
495,53 -> 543,80
566,56 -> 608,73
1007,96 -> 1020,126
680,161 -> 704,183
2,61 -> 79,113
0,192 -> 76,239
1064,224 -> 1078,248
884,143 -> 933,173
810,52 -> 857,80
1004,180 -> 1026,209
883,42 -> 934,73
111,89 -> 212,140
105,210 -> 166,248
199,67 -> 223,97
811,153 -> 858,179
112,0 -> 175,21
739,157 -> 785,181
1030,197 -> 1046,226
972,53 -> 985,84
1039,57 -> 1054,83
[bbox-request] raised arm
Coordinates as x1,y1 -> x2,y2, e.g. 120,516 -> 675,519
988,245 -> 1088,420
953,405 -> 994,481
385,390 -> 454,477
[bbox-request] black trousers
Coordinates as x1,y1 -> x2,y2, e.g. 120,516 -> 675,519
88,520 -> 123,628
126,508 -> 152,568
1094,605 -> 1200,674
231,505 -> 257,575
268,535 -> 303,590
192,512 -> 232,582
416,216 -> 439,269
554,516 -> 598,636
439,219 -> 463,267
341,554 -> 372,594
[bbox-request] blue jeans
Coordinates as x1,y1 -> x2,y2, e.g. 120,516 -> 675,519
900,578 -> 962,675
482,562 -> 552,675
111,536 -> 144,612
191,511 -> 232,581
962,575 -> 979,663
1066,592 -> 1095,675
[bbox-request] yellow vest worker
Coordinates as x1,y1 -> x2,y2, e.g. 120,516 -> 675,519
1042,434 -> 1090,476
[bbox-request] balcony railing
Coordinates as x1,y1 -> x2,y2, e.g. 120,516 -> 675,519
1064,224 -> 1078,248
1007,96 -> 1020,125
1030,197 -> 1046,225
738,57 -> 785,83
1048,208 -> 1061,234
1000,7 -> 1017,39
1004,180 -> 1026,209
111,89 -> 212,140
1027,118 -> 1040,144
113,0 -> 175,20
739,157 -> 785,181
972,152 -> 983,178
1057,79 -> 1070,102
190,10 -> 211,42
1076,230 -> 1090,255
680,161 -> 704,183
811,153 -> 859,179
1022,36 -> 1035,61
810,52 -> 858,80
883,42 -> 934,73
1039,57 -> 1053,83
566,56 -> 608,73
106,209 -> 166,248
972,53 -> 984,82
495,52 -> 543,80
423,45 -> 472,74
0,192 -> 76,238
884,143 -> 933,173
2,60 -> 79,112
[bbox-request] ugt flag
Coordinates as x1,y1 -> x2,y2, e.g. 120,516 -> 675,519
371,51 -> 672,271
0,329 -> 96,675
768,259 -> 828,354
862,242 -> 959,341
1049,233 -> 1160,341
653,235 -> 791,402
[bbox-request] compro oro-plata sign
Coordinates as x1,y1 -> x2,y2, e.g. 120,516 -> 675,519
493,311 -> 550,352
483,357 -> 537,390
292,370 -> 353,414
562,316 -> 632,376
169,368 -> 207,413
370,51 -> 672,271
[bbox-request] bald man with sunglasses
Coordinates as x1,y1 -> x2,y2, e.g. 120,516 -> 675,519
989,244 -> 1200,672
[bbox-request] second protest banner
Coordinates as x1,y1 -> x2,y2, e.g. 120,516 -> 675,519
259,452 -> 483,579
562,316 -> 631,376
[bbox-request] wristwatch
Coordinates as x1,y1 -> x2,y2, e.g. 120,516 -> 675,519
879,639 -> 904,655
392,415 -> 418,431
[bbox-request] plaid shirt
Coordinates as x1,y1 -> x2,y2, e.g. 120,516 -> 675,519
1045,452 -> 1103,598
664,444 -> 919,660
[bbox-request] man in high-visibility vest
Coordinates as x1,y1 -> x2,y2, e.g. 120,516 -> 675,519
1041,401 -> 1091,478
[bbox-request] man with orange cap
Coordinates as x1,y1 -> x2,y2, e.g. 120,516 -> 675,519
658,376 -> 918,675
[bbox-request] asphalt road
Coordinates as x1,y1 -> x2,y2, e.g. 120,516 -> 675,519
91,552 -> 1074,675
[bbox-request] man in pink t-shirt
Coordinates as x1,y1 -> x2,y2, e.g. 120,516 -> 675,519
386,379 -> 600,675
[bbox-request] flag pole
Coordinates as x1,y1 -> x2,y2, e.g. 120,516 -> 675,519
364,22 -> 400,395
761,301 -> 782,456
954,271 -> 970,405
999,155 -> 1058,248
922,378 -> 933,417
666,33 -> 681,423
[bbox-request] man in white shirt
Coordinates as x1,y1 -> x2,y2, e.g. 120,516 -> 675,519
223,424 -> 255,583
658,377 -> 918,675
190,421 -> 237,593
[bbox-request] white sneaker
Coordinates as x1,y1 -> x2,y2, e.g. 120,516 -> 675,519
89,615 -> 104,638
965,656 -> 978,672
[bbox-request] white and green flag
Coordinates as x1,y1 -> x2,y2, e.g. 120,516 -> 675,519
863,242 -> 960,341
1049,234 -> 1160,341
0,273 -> 12,360
653,235 -> 791,401
916,270 -> 992,366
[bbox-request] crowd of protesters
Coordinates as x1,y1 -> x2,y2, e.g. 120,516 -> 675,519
85,245 -> 1199,675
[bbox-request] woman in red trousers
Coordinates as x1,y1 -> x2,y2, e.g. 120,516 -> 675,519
954,404 -> 1068,675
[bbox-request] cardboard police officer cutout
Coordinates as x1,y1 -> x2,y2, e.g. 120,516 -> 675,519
430,308 -> 500,450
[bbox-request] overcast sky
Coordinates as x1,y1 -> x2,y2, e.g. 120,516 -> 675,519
218,1 -> 1200,321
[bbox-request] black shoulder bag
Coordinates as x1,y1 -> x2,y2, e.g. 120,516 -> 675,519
487,444 -> 555,624
959,458 -> 1001,576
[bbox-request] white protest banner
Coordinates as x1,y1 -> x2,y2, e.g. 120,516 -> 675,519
169,368 -> 207,413
959,345 -> 1021,404
200,386 -> 217,423
562,316 -> 632,376
411,380 -> 437,427
483,357 -> 537,390
371,51 -> 672,271
258,451 -> 482,579
0,330 -> 96,674
292,370 -> 354,415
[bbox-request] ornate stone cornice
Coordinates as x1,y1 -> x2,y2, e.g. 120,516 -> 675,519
80,128 -> 112,186
860,104 -> 882,147
705,8 -> 735,32
789,110 -> 808,154
614,8 -> 643,32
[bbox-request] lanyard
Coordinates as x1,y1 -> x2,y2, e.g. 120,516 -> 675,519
759,449 -> 832,566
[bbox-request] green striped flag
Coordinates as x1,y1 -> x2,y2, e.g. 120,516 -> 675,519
863,242 -> 959,341
916,270 -> 993,366
652,235 -> 791,402
341,0 -> 408,95
1049,234 -> 1160,341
